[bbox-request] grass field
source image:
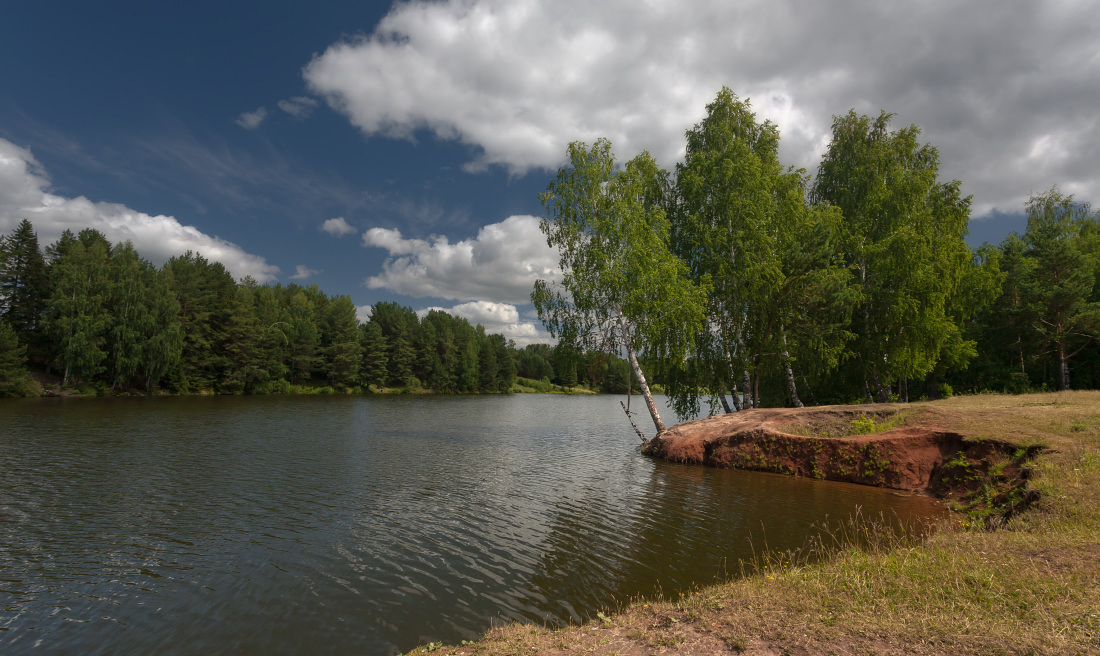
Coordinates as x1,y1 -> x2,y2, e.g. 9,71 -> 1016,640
406,391 -> 1100,656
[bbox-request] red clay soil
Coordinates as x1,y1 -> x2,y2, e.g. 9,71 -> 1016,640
644,405 -> 1017,496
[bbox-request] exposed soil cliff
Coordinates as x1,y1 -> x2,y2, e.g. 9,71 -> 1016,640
643,405 -> 1039,507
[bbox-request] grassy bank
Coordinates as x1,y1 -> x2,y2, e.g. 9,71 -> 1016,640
406,392 -> 1100,655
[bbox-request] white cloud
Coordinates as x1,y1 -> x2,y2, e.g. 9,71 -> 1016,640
362,214 -> 559,305
235,106 -> 268,130
321,216 -> 358,236
305,0 -> 1100,217
356,304 -> 373,323
416,300 -> 550,347
277,96 -> 318,119
290,264 -> 320,280
0,138 -> 279,282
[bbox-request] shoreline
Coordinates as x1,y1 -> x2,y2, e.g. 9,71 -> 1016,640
21,370 -> 636,398
404,391 -> 1100,655
642,404 -> 1041,516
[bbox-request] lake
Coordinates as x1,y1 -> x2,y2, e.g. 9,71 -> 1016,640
0,394 -> 948,655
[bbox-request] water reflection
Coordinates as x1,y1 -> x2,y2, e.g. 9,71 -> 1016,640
0,395 -> 947,655
525,456 -> 946,627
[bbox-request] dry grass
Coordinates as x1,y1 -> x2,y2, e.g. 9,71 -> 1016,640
406,391 -> 1100,656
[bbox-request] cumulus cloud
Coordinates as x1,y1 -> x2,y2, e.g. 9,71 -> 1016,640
277,96 -> 318,119
362,214 -> 559,305
321,216 -> 358,236
416,300 -> 549,346
235,106 -> 268,130
305,0 -> 1100,217
356,304 -> 373,324
290,264 -> 320,280
0,138 -> 279,282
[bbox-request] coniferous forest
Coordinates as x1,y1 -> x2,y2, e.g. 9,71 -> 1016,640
0,220 -> 635,397
2,89 -> 1099,407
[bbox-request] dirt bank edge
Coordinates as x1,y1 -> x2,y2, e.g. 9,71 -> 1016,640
643,405 -> 1039,507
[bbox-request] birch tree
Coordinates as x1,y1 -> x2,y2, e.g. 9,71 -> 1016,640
533,139 -> 708,435
812,111 -> 976,400
44,233 -> 111,385
668,89 -> 854,414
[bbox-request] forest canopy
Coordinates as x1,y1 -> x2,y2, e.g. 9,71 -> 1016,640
532,89 -> 1100,427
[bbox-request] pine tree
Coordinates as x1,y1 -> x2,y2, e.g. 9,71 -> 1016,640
284,289 -> 322,384
322,295 -> 362,389
165,252 -> 236,391
359,321 -> 389,388
459,339 -> 480,392
388,334 -> 415,386
478,330 -> 498,391
490,333 -> 515,392
0,219 -> 49,359
0,320 -> 35,396
219,285 -> 269,394
140,267 -> 182,393
1021,188 -> 1100,389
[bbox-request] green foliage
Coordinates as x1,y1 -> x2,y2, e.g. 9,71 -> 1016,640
841,411 -> 911,436
0,221 -> 528,397
957,187 -> 1100,393
1020,188 -> 1099,389
0,320 -> 38,396
813,110 -> 981,402
534,138 -> 708,432
44,230 -> 112,385
358,320 -> 389,387
667,89 -> 856,416
850,414 -> 876,435
322,294 -> 361,389
0,219 -> 48,359
6,92 -> 1100,402
164,251 -> 237,392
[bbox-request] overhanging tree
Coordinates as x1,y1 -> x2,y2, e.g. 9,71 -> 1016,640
533,139 -> 708,435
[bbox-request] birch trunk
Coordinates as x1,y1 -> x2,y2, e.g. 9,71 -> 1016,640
784,355 -> 803,407
781,334 -> 802,407
618,312 -> 665,434
717,385 -> 732,413
729,381 -> 744,411
720,346 -> 743,411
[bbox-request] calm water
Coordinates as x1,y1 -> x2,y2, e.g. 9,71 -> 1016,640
0,394 -> 947,655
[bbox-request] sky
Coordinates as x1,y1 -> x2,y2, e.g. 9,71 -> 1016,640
2,0 -> 1098,346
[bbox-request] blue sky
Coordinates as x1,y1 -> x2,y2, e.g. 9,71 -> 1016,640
2,1 -> 1097,343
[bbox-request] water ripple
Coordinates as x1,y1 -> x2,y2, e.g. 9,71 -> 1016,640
0,395 -> 948,655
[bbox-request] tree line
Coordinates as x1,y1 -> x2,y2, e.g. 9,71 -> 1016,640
0,221 -> 648,397
534,88 -> 1100,432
